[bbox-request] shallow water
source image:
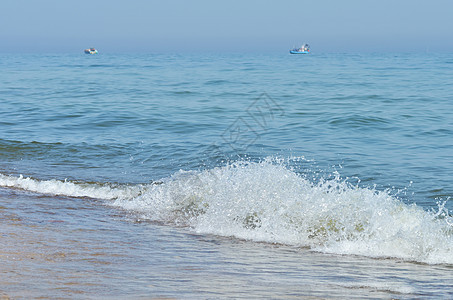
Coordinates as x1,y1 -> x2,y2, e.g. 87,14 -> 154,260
1,52 -> 453,298
2,188 -> 453,299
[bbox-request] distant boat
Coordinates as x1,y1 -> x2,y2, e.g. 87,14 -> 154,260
290,43 -> 310,54
84,48 -> 98,54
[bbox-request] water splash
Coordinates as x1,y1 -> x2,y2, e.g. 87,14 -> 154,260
2,158 -> 453,264
112,158 -> 453,264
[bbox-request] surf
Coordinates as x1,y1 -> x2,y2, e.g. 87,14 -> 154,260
2,157 -> 453,265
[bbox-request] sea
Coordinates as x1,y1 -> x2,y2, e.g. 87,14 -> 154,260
1,52 -> 453,299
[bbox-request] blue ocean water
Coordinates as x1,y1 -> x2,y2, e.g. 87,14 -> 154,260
1,52 -> 453,298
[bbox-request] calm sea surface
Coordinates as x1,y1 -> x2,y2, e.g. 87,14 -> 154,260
1,52 -> 453,298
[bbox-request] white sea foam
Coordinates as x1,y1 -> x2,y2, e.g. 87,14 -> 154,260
0,173 -> 146,200
112,158 -> 453,264
2,158 -> 453,264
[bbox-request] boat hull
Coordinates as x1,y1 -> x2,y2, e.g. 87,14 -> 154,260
290,50 -> 309,54
84,49 -> 98,54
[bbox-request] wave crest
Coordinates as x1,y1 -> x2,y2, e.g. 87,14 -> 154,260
2,158 -> 453,264
113,159 -> 453,264
0,173 -> 147,200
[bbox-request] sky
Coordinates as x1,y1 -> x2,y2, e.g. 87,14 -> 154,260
1,0 -> 452,53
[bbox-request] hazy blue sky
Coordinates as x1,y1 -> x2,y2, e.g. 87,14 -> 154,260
1,0 -> 452,53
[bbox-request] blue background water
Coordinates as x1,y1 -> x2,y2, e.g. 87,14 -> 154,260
1,53 -> 452,208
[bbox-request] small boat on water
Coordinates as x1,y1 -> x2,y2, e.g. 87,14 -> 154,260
290,43 -> 310,54
84,48 -> 98,54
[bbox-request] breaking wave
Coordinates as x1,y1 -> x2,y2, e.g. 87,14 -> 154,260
2,158 -> 453,264
0,173 -> 148,200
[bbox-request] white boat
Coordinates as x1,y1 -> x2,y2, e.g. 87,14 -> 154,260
290,43 -> 310,54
